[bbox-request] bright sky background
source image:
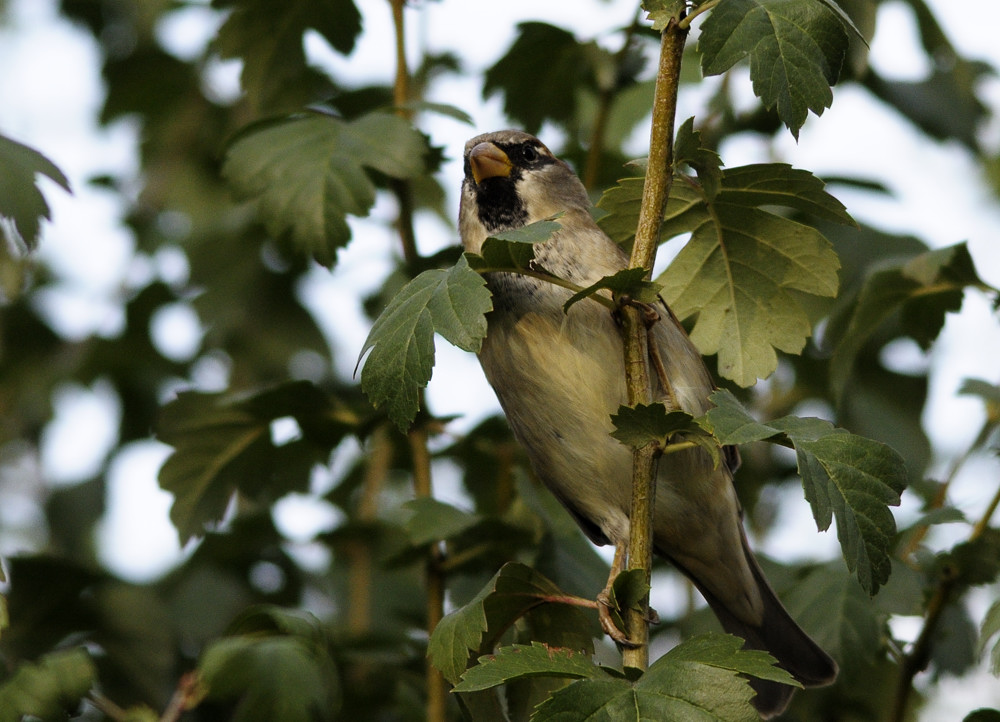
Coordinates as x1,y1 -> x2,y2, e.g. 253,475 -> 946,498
2,0 -> 1000,718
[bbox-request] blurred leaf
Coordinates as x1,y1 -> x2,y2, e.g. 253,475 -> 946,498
359,256 -> 491,430
698,0 -> 850,136
643,0 -> 686,31
965,711 -> 1000,722
864,60 -> 994,151
941,529 -> 1000,589
223,111 -> 429,267
828,243 -> 988,400
157,382 -> 348,542
198,609 -> 340,722
403,497 -> 479,546
704,390 -> 906,594
483,22 -> 590,134
454,642 -> 608,692
0,133 -> 70,250
780,562 -> 884,681
0,648 -> 95,722
979,599 -> 1000,676
212,0 -> 361,112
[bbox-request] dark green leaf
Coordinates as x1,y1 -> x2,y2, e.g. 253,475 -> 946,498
483,23 -> 588,134
403,497 -> 479,546
698,0 -> 849,136
428,562 -> 592,684
828,243 -> 988,400
358,256 -> 492,430
223,111 -> 428,267
965,710 -> 1000,722
610,402 -> 721,466
199,635 -> 339,722
157,382 -> 344,543
0,134 -> 71,250
0,648 -> 95,722
212,0 -> 361,112
703,390 -> 906,594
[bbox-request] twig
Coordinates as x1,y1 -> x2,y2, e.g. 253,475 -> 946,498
620,15 -> 688,672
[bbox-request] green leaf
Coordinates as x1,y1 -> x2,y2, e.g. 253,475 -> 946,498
483,22 -> 589,134
532,633 -> 786,722
942,530 -> 1000,589
643,0 -> 686,31
223,111 -> 428,267
828,243 -> 987,400
465,218 -> 562,274
403,497 -> 480,546
659,203 -> 840,386
0,648 -> 96,722
563,268 -> 660,312
454,642 -> 608,692
199,634 -> 339,722
978,599 -> 1000,677
964,710 -> 1000,722
610,402 -> 722,467
358,256 -> 492,430
0,134 -> 71,250
703,390 -> 906,594
212,0 -> 361,112
427,562 -> 592,684
674,117 -> 723,200
157,382 -> 345,543
698,0 -> 849,136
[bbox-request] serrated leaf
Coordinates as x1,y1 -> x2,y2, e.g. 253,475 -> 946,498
0,133 -> 71,250
563,268 -> 660,312
660,201 -> 840,386
212,0 -> 361,112
157,382 -> 344,543
698,0 -> 849,136
532,633 -> 785,722
610,403 -> 720,467
428,562 -> 592,684
454,642 -> 607,692
0,648 -> 96,722
828,242 -> 987,400
715,164 -> 854,226
403,497 -> 479,546
358,256 -> 491,430
703,390 -> 906,594
978,599 -> 1000,676
642,0 -> 686,31
223,111 -> 428,267
465,218 -> 562,274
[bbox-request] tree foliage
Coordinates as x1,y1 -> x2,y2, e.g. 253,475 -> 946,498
1,0 -> 999,721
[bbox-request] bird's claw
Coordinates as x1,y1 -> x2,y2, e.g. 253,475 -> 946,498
597,590 -> 641,648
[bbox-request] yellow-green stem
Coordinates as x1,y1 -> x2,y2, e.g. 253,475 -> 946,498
620,17 -> 688,672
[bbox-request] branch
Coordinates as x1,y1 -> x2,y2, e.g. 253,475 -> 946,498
620,15 -> 688,672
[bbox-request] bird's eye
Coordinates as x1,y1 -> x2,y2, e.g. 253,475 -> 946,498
520,145 -> 539,163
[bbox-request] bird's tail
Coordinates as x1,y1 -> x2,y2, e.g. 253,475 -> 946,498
693,537 -> 837,719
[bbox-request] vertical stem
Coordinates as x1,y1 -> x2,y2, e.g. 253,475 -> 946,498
409,427 -> 447,722
619,17 -> 688,672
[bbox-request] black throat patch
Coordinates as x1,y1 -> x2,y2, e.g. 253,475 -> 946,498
470,172 -> 528,234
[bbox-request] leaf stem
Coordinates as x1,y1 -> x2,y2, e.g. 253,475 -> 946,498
620,15 -> 688,672
679,0 -> 721,30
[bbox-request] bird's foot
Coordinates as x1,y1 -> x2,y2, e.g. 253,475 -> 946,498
597,590 -> 641,648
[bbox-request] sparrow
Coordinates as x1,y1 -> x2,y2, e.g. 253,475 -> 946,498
458,129 -> 837,718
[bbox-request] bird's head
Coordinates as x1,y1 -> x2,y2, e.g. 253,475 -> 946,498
458,130 -> 589,254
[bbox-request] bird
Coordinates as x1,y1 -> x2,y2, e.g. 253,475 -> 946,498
458,129 -> 837,718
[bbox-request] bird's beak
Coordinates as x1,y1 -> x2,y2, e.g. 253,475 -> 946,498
469,142 -> 512,185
